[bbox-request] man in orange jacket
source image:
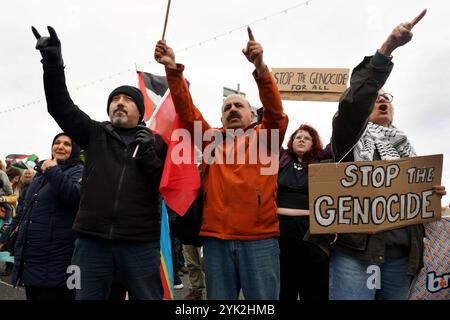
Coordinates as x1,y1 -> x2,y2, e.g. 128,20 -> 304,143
155,27 -> 288,300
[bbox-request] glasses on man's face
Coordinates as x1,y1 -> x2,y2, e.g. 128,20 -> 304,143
377,93 -> 394,103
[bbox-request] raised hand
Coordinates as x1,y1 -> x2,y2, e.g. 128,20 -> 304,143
432,185 -> 446,197
154,40 -> 177,69
31,26 -> 64,66
379,9 -> 427,57
242,26 -> 267,76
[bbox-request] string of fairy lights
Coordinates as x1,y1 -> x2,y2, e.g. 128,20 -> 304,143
0,0 -> 312,115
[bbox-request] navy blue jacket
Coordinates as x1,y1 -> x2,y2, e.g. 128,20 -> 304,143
12,161 -> 83,287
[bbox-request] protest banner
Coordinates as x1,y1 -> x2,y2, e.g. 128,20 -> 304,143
272,68 -> 349,102
308,154 -> 443,234
280,91 -> 343,102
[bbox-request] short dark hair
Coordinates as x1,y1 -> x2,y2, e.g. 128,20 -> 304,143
6,167 -> 22,180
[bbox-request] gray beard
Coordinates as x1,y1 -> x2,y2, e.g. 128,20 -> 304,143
111,116 -> 128,127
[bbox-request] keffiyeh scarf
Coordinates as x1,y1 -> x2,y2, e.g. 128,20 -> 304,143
354,122 -> 416,161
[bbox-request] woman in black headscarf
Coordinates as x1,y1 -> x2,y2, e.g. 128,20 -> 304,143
4,133 -> 83,300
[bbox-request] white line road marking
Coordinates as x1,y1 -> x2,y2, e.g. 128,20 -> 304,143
0,279 -> 14,288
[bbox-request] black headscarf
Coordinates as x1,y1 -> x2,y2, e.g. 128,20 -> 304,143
50,133 -> 83,169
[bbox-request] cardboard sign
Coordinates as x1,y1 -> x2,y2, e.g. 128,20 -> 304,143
280,91 -> 343,102
308,154 -> 443,234
272,68 -> 349,102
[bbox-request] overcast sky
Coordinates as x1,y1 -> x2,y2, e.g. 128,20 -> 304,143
1,0 -> 449,205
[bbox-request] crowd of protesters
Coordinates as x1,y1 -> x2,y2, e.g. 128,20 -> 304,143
0,9 -> 448,301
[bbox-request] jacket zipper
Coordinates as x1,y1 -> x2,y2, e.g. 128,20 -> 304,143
110,147 -> 128,239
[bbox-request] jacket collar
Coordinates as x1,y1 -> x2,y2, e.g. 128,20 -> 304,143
100,121 -> 134,146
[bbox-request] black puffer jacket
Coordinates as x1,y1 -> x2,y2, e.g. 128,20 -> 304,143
43,65 -> 167,242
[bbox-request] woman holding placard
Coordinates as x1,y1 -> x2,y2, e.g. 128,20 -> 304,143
311,10 -> 447,300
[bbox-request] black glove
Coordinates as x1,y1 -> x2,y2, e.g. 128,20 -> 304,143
135,125 -> 156,155
31,26 -> 64,67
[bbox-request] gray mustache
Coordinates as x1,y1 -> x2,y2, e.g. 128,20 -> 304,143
227,113 -> 241,121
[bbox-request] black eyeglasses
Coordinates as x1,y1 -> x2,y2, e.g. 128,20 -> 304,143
377,93 -> 394,103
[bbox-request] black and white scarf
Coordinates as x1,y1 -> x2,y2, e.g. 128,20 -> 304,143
354,122 -> 416,161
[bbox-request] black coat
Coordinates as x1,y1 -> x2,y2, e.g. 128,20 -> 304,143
43,65 -> 167,242
12,161 -> 83,287
309,53 -> 424,276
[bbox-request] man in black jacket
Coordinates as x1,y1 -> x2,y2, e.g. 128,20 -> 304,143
32,26 -> 168,300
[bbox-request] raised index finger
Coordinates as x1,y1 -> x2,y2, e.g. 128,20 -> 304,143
47,26 -> 58,40
411,9 -> 427,27
247,26 -> 255,41
31,26 -> 41,39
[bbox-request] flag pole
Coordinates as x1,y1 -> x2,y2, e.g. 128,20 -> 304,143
134,0 -> 171,158
133,61 -> 141,158
161,0 -> 172,40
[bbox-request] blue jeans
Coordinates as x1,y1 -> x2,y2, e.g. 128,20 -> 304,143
329,249 -> 412,300
71,237 -> 163,300
203,237 -> 280,300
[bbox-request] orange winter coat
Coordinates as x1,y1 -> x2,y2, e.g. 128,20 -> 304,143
166,64 -> 288,240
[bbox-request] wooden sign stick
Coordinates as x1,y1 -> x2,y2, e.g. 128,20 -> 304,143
161,0 -> 172,40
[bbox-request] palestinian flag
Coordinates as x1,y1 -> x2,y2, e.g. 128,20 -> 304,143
138,71 -> 190,123
6,154 -> 39,170
138,72 -> 167,122
137,71 -> 200,215
137,71 -> 200,300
